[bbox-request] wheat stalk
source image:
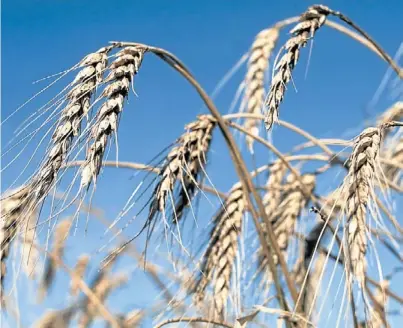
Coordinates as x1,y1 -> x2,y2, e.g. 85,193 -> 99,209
264,5 -> 331,130
344,127 -> 382,287
149,115 -> 215,223
80,46 -> 145,188
243,27 -> 280,151
194,183 -> 245,320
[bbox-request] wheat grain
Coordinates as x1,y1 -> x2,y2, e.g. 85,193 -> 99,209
194,183 -> 245,320
81,47 -> 144,188
344,127 -> 382,286
243,27 -> 279,151
264,5 -> 331,130
149,115 -> 215,223
70,254 -> 90,297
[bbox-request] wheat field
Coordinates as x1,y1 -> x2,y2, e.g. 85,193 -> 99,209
1,2 -> 403,328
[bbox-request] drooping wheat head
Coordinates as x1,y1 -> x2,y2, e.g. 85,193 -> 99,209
149,115 -> 216,223
194,183 -> 245,320
344,127 -> 382,287
243,27 -> 279,151
80,47 -> 145,189
264,5 -> 331,130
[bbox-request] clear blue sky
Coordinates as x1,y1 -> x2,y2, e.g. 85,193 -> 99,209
2,0 -> 403,327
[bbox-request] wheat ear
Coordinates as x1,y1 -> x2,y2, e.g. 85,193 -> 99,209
29,47 -> 110,206
149,115 -> 215,223
243,27 -> 279,151
383,137 -> 403,185
194,183 -> 245,320
262,173 -> 315,267
81,47 -> 144,188
33,307 -> 76,328
0,186 -> 31,305
265,5 -> 331,130
263,159 -> 287,217
344,127 -> 382,287
70,254 -> 90,297
79,273 -> 128,328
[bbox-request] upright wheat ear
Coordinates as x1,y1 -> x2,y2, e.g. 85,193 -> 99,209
244,27 -> 279,151
194,183 -> 245,320
0,187 -> 31,306
149,115 -> 215,222
344,127 -> 382,287
81,47 -> 144,188
265,5 -> 331,130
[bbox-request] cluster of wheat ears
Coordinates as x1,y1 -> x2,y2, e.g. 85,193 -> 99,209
1,4 -> 403,328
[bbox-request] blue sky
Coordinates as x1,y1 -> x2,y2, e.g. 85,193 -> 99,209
2,0 -> 403,327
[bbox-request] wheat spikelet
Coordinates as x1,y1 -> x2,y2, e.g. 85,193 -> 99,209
79,273 -> 128,328
149,115 -> 215,223
0,186 -> 31,305
344,127 -> 382,286
81,47 -> 145,188
39,219 -> 72,301
70,254 -> 90,297
194,183 -> 245,320
264,5 -> 331,130
243,27 -> 279,151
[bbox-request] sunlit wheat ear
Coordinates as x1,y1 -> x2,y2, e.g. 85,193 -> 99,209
33,307 -> 76,328
343,127 -> 382,288
39,219 -> 72,301
194,183 -> 245,320
263,160 -> 287,217
0,186 -> 31,306
80,47 -> 145,189
70,254 -> 90,297
261,173 -> 315,270
79,273 -> 128,328
148,115 -> 216,223
26,47 -> 111,206
383,137 -> 403,185
264,5 -> 331,130
243,27 -> 280,152
377,101 -> 403,126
